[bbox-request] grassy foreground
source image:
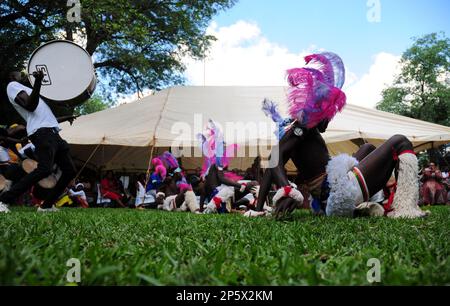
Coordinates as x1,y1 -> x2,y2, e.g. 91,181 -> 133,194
0,206 -> 449,285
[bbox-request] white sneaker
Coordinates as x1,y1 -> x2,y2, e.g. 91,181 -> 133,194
0,202 -> 11,213
37,205 -> 60,213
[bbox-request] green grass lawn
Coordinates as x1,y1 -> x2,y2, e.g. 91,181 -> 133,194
0,206 -> 449,285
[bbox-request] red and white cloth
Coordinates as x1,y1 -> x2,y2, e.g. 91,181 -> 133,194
272,185 -> 304,204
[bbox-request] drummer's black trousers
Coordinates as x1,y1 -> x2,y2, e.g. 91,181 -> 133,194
0,128 -> 76,208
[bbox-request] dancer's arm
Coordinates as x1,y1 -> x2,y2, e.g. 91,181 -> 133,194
217,170 -> 241,188
255,127 -> 305,211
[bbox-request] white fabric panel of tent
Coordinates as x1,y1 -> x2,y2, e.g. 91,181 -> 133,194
61,86 -> 450,173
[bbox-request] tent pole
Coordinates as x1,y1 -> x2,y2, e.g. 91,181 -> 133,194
73,143 -> 101,182
142,88 -> 171,189
144,138 -> 156,191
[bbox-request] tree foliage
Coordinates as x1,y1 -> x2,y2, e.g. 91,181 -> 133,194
74,95 -> 108,116
376,32 -> 450,126
0,0 -> 236,125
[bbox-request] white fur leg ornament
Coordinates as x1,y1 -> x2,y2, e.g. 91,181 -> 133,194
203,202 -> 217,214
355,202 -> 385,217
204,186 -> 235,214
162,195 -> 177,211
325,154 -> 360,217
272,186 -> 304,204
183,191 -> 199,213
387,153 -> 428,219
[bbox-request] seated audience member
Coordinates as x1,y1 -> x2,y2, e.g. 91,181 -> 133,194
442,168 -> 450,204
68,183 -> 89,208
135,174 -> 157,209
421,162 -> 447,205
100,170 -> 127,208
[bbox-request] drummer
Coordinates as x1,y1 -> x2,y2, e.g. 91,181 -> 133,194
0,71 -> 76,213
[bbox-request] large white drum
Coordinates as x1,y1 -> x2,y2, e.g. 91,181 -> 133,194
27,40 -> 96,106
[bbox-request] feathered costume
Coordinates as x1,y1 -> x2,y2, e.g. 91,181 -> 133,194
148,151 -> 188,192
260,52 -> 349,212
197,119 -> 242,181
261,52 -> 425,218
197,119 -> 244,214
262,52 -> 346,136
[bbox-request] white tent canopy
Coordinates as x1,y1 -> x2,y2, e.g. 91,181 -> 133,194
60,86 -> 450,172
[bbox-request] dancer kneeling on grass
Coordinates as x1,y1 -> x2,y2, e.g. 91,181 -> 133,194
256,52 -> 427,219
196,120 -> 256,214
146,154 -> 200,213
157,183 -> 200,213
150,151 -> 189,197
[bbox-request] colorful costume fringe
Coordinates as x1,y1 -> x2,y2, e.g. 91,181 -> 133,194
387,153 -> 428,218
197,119 -> 240,179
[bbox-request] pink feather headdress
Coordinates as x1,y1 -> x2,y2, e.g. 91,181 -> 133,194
154,165 -> 167,180
160,151 -> 180,169
287,52 -> 346,129
152,157 -> 163,167
178,183 -> 192,193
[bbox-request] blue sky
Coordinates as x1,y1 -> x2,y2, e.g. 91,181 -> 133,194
213,0 -> 450,76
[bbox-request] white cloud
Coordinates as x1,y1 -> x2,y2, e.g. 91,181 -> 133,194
345,52 -> 402,108
184,21 -> 316,86
184,20 -> 402,110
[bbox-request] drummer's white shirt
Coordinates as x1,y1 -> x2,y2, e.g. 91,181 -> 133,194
6,81 -> 60,136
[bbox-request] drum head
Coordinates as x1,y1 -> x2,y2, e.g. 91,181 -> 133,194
0,174 -> 6,191
22,159 -> 38,174
28,40 -> 95,103
38,174 -> 57,189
